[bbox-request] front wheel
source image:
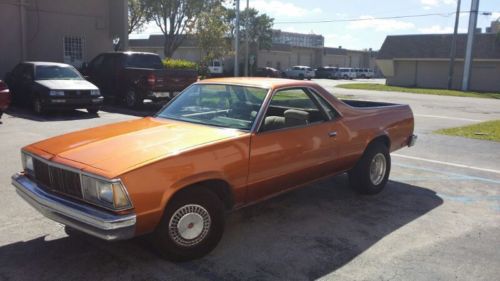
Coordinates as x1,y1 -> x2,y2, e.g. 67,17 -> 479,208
152,188 -> 225,261
348,142 -> 391,195
32,97 -> 45,115
86,107 -> 100,114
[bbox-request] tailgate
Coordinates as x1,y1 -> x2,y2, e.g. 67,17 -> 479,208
155,69 -> 198,92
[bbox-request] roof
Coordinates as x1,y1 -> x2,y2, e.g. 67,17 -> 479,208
324,47 -> 347,56
129,34 -> 201,48
377,33 -> 500,60
23,61 -> 73,67
197,77 -> 319,89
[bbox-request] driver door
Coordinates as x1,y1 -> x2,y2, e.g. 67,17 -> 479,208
246,88 -> 342,202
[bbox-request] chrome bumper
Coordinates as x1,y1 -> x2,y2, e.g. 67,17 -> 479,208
12,173 -> 136,241
408,134 -> 418,147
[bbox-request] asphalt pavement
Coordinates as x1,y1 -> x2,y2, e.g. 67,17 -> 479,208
0,79 -> 499,281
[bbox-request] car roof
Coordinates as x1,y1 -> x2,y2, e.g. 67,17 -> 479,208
23,61 -> 74,67
197,77 -> 319,89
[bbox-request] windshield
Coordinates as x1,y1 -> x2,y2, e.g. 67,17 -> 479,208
35,65 -> 83,80
156,84 -> 268,130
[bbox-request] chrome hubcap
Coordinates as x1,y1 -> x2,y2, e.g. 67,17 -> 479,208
169,204 -> 211,247
369,153 -> 386,186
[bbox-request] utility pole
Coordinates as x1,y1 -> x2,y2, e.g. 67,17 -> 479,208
244,0 -> 249,76
234,0 -> 240,77
462,0 -> 479,91
447,0 -> 461,89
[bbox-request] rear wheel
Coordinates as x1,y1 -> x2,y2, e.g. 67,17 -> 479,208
348,142 -> 391,195
152,188 -> 225,261
124,89 -> 142,108
86,107 -> 100,114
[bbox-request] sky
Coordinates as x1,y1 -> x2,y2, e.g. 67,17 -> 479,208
130,0 -> 500,51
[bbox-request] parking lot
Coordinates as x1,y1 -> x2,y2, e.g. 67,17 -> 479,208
0,79 -> 499,281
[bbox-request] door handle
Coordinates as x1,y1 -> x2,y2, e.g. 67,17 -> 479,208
328,131 -> 337,137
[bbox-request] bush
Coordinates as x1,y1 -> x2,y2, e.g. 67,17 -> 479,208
162,58 -> 197,70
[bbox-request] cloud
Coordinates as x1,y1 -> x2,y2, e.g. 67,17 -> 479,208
421,0 -> 456,10
418,24 -> 466,33
250,0 -> 321,18
347,16 -> 415,32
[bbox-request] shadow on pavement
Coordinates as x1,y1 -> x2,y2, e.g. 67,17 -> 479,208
0,175 -> 443,281
5,106 -> 99,122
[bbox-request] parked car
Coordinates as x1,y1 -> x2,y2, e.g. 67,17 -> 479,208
4,62 -> 103,114
315,67 -> 339,79
12,77 -> 416,261
338,68 -> 357,79
0,80 -> 11,121
81,52 -> 198,108
207,59 -> 224,77
254,67 -> 281,78
282,66 -> 315,80
358,68 -> 375,79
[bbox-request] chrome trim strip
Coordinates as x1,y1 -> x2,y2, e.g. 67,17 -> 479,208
12,173 -> 136,241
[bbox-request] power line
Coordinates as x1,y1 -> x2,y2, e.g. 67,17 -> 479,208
274,10 -> 494,24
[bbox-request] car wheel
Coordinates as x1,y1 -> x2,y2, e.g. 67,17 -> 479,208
124,89 -> 142,108
152,188 -> 225,261
298,74 -> 305,80
32,97 -> 45,114
348,141 -> 391,195
86,107 -> 100,114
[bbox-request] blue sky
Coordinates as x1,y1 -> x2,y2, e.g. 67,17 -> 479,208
132,0 -> 500,50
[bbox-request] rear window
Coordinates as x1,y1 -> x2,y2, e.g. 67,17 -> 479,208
125,54 -> 163,69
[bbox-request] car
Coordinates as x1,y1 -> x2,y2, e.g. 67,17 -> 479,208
338,67 -> 357,79
4,62 -> 103,114
282,66 -> 315,80
0,80 -> 11,122
315,67 -> 339,79
12,78 -> 416,261
207,59 -> 224,77
358,68 -> 375,79
81,52 -> 198,108
254,67 -> 281,78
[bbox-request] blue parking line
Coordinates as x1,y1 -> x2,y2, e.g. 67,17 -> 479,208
393,163 -> 500,185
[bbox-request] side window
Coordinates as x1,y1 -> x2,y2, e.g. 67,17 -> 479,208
308,90 -> 340,120
261,88 -> 327,132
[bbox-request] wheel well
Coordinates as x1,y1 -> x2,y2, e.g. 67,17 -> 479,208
172,179 -> 234,210
368,135 -> 391,149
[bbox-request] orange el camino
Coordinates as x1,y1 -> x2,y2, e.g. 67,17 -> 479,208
12,78 -> 416,261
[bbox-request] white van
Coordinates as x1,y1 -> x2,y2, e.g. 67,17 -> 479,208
208,59 -> 224,76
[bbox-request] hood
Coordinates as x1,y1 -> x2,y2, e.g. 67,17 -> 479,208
35,79 -> 98,90
29,117 -> 246,177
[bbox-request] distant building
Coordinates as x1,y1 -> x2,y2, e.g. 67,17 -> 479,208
485,21 -> 500,34
271,29 -> 324,48
377,33 -> 500,92
0,0 -> 128,78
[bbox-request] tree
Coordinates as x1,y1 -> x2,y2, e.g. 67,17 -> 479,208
195,2 -> 231,73
145,0 -> 206,58
128,0 -> 151,34
227,8 -> 274,50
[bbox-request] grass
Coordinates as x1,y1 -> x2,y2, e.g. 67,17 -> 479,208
435,120 -> 500,142
336,83 -> 500,99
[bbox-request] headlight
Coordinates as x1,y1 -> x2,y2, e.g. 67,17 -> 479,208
49,90 -> 65,97
81,175 -> 132,210
90,89 -> 100,96
21,152 -> 34,175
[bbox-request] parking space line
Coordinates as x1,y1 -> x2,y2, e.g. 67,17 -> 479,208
414,114 -> 481,122
393,154 -> 500,175
393,163 -> 500,184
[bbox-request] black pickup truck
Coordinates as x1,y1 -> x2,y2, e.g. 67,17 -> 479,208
82,52 -> 198,108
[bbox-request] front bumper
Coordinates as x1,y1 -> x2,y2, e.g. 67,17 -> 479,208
12,173 -> 136,241
42,97 -> 104,109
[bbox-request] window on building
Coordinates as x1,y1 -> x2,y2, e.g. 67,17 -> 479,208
63,36 -> 85,67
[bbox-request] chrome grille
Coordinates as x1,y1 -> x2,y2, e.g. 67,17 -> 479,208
33,158 -> 83,199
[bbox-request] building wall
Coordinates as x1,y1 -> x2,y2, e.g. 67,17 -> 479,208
0,0 -> 127,78
385,59 -> 500,92
257,50 -> 291,70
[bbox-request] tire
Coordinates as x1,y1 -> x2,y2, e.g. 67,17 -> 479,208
307,77 -> 312,80
298,74 -> 305,80
86,107 -> 100,114
152,188 -> 225,261
124,89 -> 142,108
348,141 -> 391,195
32,97 -> 45,115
